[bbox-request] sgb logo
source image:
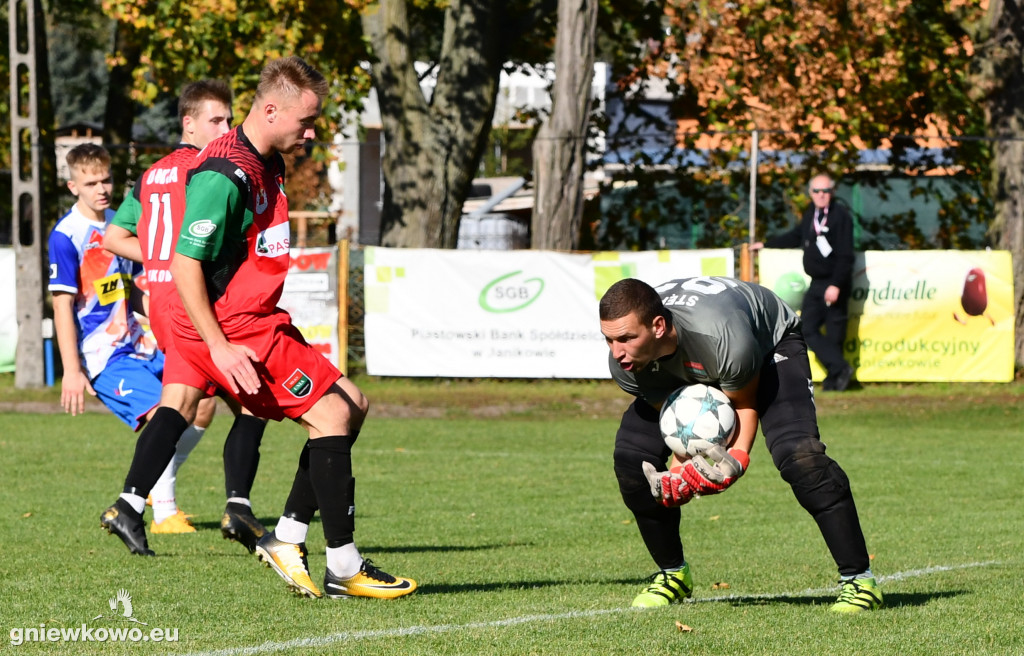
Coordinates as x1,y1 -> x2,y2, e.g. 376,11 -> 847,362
478,271 -> 544,313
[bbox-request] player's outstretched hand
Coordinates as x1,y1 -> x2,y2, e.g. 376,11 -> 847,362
642,461 -> 695,507
60,369 -> 95,416
211,342 -> 262,396
681,446 -> 749,496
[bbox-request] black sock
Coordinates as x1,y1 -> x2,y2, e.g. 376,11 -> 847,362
123,407 -> 188,496
282,440 -> 318,525
307,435 -> 356,547
223,414 -> 266,499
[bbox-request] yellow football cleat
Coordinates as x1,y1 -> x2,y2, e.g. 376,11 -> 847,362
830,577 -> 883,613
632,564 -> 693,607
150,510 -> 197,534
323,559 -> 417,599
255,532 -> 322,598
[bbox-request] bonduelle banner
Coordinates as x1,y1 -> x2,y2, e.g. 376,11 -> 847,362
363,247 -> 734,378
758,249 -> 1014,382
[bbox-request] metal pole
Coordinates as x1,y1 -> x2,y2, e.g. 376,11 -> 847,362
744,129 -> 760,282
749,129 -> 758,246
10,0 -> 46,387
337,239 -> 350,376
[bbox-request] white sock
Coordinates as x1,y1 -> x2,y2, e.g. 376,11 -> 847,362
273,516 -> 309,544
173,425 -> 205,471
150,425 -> 205,522
118,493 -> 146,515
149,460 -> 178,522
842,569 -> 875,582
326,543 -> 362,579
227,497 -> 251,508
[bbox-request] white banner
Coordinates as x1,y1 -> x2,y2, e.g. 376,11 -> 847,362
0,248 -> 16,373
364,247 -> 734,378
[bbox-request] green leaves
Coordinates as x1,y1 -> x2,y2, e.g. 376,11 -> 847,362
102,0 -> 371,133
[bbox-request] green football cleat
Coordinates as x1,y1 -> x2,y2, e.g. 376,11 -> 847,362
631,564 -> 693,607
830,576 -> 883,613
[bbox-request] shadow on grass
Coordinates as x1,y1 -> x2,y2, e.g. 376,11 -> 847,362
190,515 -> 320,532
182,536 -> 528,560
697,589 -> 964,608
413,579 -> 584,595
359,543 -> 532,554
601,577 -> 965,609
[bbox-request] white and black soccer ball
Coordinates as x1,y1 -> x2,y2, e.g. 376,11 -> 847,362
659,384 -> 738,458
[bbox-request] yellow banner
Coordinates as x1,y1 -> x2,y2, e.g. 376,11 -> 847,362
758,250 -> 1014,382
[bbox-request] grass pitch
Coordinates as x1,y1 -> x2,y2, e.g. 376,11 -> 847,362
1,377 -> 1022,655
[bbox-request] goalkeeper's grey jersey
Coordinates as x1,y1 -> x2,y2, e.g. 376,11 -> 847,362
609,277 -> 802,406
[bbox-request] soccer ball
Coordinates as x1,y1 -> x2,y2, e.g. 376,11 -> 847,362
659,384 -> 738,458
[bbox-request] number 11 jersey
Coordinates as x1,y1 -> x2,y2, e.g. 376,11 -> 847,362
111,143 -> 200,345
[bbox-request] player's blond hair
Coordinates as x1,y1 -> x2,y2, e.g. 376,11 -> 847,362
65,143 -> 110,175
254,56 -> 328,104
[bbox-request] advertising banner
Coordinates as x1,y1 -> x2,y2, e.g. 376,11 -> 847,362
278,247 -> 341,370
758,249 -> 1014,382
363,247 -> 734,378
0,248 -> 15,373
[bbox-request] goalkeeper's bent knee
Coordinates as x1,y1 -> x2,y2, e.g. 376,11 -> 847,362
777,447 -> 853,514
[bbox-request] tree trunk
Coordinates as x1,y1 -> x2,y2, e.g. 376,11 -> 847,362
361,0 -> 507,248
530,0 -> 598,250
976,0 -> 1024,368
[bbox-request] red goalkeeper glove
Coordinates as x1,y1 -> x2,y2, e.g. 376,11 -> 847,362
642,461 -> 696,507
680,446 -> 749,496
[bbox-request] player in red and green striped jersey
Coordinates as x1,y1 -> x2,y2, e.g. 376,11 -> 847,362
168,57 -> 415,600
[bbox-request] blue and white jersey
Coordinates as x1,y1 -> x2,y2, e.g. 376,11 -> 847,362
48,204 -> 146,379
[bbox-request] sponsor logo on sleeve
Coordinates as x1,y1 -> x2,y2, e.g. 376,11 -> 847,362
188,220 -> 217,238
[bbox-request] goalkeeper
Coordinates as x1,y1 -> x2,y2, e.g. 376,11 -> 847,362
598,277 -> 881,613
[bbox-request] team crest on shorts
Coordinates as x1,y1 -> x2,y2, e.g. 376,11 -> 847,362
283,369 -> 313,398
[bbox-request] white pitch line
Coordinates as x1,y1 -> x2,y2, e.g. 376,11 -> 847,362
182,561 -> 998,656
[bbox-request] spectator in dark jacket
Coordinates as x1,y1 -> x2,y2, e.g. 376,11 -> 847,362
753,174 -> 856,391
